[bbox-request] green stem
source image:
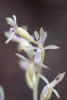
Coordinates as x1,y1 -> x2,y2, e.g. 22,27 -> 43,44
33,80 -> 38,100
33,50 -> 45,100
33,65 -> 41,100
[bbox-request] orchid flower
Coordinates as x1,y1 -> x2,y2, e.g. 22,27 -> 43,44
5,27 -> 16,44
0,86 -> 5,100
24,27 -> 59,64
5,30 -> 34,55
5,15 -> 37,44
39,72 -> 65,100
16,53 -> 49,89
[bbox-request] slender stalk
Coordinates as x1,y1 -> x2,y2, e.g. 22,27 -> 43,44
33,80 -> 38,100
33,65 -> 41,100
33,50 -> 45,100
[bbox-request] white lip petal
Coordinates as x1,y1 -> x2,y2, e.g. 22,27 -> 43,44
40,27 -> 47,46
34,31 -> 39,41
4,30 -> 22,43
44,45 -> 60,50
5,28 -> 15,44
43,88 -> 49,98
34,49 -> 41,64
11,34 -> 21,42
52,88 -> 60,99
41,86 -> 53,100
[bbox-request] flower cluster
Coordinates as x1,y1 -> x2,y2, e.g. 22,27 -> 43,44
4,15 -> 65,100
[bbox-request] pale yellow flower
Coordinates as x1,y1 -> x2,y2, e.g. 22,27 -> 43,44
4,30 -> 34,56
5,15 -> 37,44
24,27 -> 59,65
40,72 -> 65,100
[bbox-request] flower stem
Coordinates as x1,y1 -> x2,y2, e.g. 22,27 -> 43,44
33,50 -> 45,100
33,74 -> 39,100
33,81 -> 38,100
33,66 -> 41,100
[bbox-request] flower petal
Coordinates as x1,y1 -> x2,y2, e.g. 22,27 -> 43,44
12,15 -> 16,23
6,15 -> 17,28
34,31 -> 39,41
44,45 -> 60,50
49,72 -> 65,88
42,64 -> 50,70
39,74 -> 49,84
43,88 -> 49,98
23,46 -> 38,50
40,27 -> 47,46
5,28 -> 15,44
5,31 -> 20,43
34,49 -> 41,64
19,60 -> 29,71
16,53 -> 29,62
52,88 -> 60,99
40,86 -> 52,100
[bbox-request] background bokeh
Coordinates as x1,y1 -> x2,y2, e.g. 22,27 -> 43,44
0,0 -> 67,100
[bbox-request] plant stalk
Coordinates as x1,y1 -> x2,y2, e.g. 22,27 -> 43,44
33,50 -> 45,100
